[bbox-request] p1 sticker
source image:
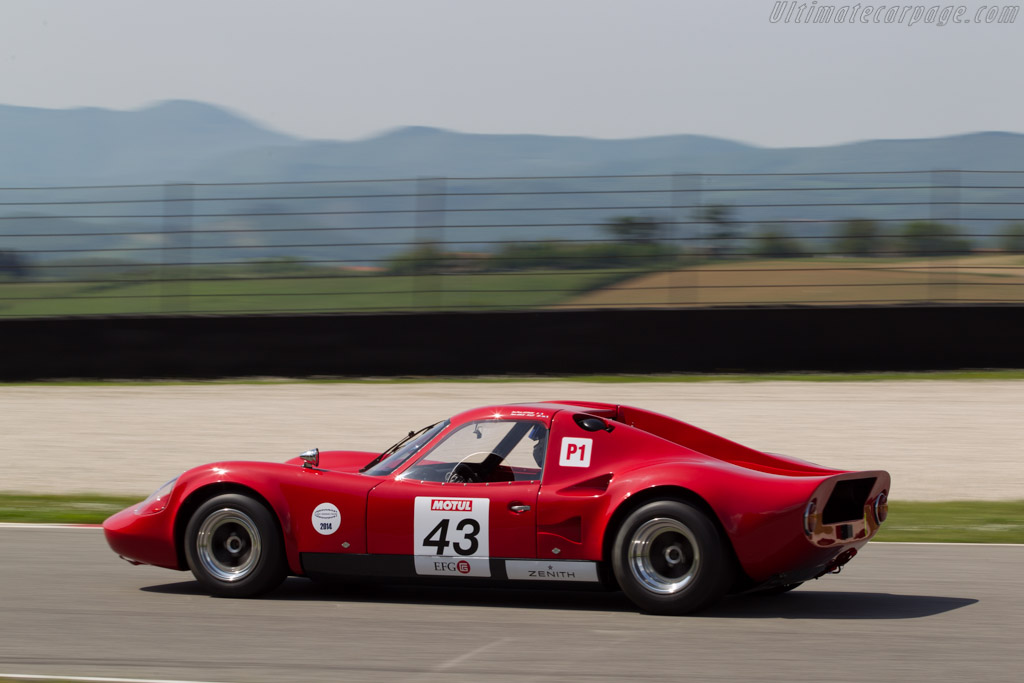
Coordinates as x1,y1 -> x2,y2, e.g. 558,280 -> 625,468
413,497 -> 490,577
559,437 -> 593,468
312,502 -> 340,535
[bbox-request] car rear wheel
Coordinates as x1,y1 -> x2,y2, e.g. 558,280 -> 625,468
611,500 -> 734,615
184,493 -> 287,597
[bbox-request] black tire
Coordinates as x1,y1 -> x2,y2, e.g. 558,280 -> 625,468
184,493 -> 287,597
611,500 -> 734,615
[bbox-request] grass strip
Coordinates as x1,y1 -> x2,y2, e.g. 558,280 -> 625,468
3,369 -> 1024,386
1,494 -> 1022,543
0,493 -> 143,524
875,500 -> 1024,544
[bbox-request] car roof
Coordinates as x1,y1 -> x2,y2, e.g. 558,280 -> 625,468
447,401 -> 620,427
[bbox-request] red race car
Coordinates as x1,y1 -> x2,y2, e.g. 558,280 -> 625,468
104,401 -> 890,614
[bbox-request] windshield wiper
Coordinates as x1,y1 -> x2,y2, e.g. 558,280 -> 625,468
360,421 -> 440,472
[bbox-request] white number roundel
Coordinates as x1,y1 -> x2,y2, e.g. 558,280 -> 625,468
312,502 -> 340,535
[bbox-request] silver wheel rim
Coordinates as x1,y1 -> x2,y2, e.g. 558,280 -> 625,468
195,508 -> 262,582
628,517 -> 700,595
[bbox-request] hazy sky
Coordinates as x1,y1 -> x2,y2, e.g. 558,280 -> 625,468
2,0 -> 1021,147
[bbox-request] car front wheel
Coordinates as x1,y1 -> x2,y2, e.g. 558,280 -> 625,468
184,493 -> 287,597
611,500 -> 734,615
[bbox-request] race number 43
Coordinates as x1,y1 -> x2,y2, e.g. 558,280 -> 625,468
413,497 -> 490,577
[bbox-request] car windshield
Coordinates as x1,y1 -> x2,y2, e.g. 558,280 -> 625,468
361,420 -> 449,476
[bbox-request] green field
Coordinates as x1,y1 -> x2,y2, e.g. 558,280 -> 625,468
0,269 -> 629,317
3,253 -> 1023,317
3,369 -> 1024,387
2,493 -> 1020,544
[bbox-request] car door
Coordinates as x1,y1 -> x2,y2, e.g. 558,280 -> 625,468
366,418 -> 545,578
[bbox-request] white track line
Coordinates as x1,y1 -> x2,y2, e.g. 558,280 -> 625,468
0,674 -> 228,683
435,637 -> 510,671
873,541 -> 1024,547
0,528 -> 102,532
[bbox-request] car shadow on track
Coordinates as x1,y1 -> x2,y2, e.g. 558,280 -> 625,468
141,578 -> 976,618
702,591 -> 978,620
142,577 -> 638,612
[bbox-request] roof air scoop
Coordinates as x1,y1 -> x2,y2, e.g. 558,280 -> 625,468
300,448 -> 320,469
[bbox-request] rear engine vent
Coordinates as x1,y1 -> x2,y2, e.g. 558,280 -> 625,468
822,477 -> 876,524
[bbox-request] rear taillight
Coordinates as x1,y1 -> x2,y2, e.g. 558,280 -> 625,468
872,491 -> 889,524
803,499 -> 818,535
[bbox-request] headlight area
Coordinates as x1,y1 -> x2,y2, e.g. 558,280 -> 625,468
134,477 -> 178,516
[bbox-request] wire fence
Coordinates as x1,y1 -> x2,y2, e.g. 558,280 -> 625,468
1,170 -> 1023,317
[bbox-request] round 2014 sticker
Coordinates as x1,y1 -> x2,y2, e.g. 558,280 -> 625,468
312,502 -> 340,535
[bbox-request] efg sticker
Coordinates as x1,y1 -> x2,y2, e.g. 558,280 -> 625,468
312,502 -> 340,535
559,437 -> 593,467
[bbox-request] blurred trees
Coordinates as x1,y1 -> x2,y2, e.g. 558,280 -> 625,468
387,245 -> 447,275
491,241 -> 675,270
0,250 -> 28,279
1001,223 -> 1024,253
697,204 -> 737,257
836,219 -> 887,257
381,215 -> 1020,277
604,216 -> 663,244
898,221 -> 972,257
386,215 -> 680,275
752,226 -> 806,258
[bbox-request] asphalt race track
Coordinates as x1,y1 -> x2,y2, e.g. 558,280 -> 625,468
0,529 -> 1020,683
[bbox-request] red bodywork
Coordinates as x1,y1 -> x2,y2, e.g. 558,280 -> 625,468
104,401 -> 890,591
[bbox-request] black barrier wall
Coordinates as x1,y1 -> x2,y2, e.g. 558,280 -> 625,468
0,306 -> 1021,380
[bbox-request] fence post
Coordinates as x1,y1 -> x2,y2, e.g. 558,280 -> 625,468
415,177 -> 446,311
928,169 -> 960,303
948,169 -> 961,303
674,173 -> 703,306
161,182 -> 193,314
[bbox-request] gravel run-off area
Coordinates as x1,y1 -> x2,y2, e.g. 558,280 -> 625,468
2,380 -> 1021,500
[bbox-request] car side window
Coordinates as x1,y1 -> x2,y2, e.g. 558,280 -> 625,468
402,420 -> 546,483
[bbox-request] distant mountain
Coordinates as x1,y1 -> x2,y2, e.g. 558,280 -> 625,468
0,100 -> 298,186
3,100 -> 1023,186
3,101 -> 1024,268
193,127 -> 1024,181
739,131 -> 1024,174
